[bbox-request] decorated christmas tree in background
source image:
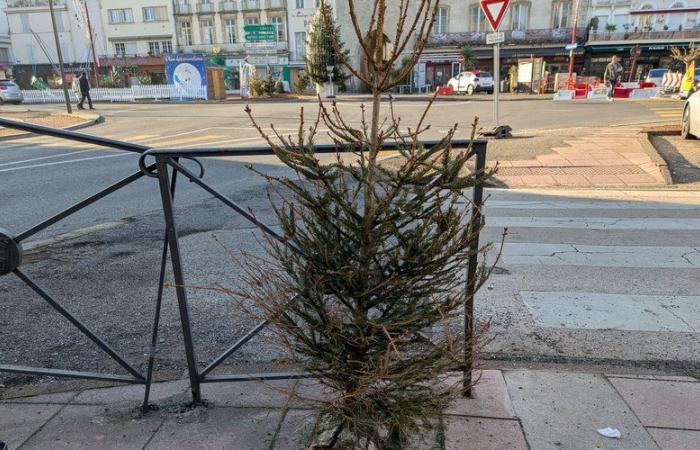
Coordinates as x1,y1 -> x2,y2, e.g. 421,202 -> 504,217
304,0 -> 349,88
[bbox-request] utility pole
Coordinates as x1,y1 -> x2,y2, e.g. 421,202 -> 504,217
49,0 -> 72,114
566,0 -> 583,89
84,0 -> 100,87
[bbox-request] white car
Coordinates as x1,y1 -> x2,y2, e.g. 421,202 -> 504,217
644,68 -> 668,87
681,90 -> 700,139
448,71 -> 494,95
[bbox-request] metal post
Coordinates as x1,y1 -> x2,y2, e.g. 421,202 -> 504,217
48,0 -> 72,114
83,0 -> 100,88
493,43 -> 500,127
463,144 -> 486,397
566,0 -> 583,88
155,157 -> 202,403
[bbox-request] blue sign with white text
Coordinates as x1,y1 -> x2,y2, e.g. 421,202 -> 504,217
164,53 -> 208,100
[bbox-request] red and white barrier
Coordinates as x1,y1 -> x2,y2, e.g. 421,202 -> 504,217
662,72 -> 682,90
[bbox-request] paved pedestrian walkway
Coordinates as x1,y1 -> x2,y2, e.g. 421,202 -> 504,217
2,369 -> 698,449
491,127 -> 671,188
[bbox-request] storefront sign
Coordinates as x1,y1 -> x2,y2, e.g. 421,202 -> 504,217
248,55 -> 279,65
164,53 -> 208,100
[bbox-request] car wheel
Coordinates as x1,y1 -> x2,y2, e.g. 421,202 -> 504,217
486,89 -> 494,95
466,85 -> 475,95
681,106 -> 695,139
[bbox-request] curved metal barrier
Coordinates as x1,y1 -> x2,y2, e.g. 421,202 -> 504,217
0,117 -> 487,409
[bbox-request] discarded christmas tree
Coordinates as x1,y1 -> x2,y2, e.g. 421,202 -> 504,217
237,0 -> 498,447
304,0 -> 349,88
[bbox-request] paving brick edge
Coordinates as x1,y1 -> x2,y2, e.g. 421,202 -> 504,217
0,112 -> 103,142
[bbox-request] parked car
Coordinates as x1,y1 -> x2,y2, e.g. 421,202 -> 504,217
644,68 -> 668,87
681,90 -> 700,139
0,79 -> 23,104
447,71 -> 494,95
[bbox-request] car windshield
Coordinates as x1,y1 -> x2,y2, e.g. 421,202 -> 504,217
477,72 -> 493,78
648,69 -> 667,77
0,80 -> 16,87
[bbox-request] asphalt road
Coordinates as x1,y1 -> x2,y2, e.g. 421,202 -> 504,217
0,98 -> 696,391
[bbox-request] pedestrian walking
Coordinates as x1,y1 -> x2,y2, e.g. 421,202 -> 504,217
604,55 -> 623,102
77,70 -> 94,110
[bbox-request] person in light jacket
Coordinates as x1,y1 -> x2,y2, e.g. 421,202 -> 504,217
77,71 -> 94,110
603,55 -> 623,102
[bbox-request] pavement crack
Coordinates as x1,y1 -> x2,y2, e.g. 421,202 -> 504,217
661,305 -> 697,332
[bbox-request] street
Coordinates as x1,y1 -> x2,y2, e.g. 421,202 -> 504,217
0,98 -> 697,388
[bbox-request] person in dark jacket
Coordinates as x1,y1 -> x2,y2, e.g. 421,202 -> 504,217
77,71 -> 94,110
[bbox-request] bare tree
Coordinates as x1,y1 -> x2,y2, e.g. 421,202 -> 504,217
232,1 -> 499,447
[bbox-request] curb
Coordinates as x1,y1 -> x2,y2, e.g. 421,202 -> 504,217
0,112 -> 103,141
639,132 -> 674,185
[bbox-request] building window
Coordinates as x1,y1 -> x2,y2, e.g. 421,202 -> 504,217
552,1 -> 570,29
143,6 -> 168,22
296,0 -> 304,8
108,8 -> 134,24
245,16 -> 260,25
225,18 -> 237,43
19,13 -> 30,32
180,21 -> 192,46
0,48 -> 9,63
148,41 -> 161,55
294,31 -> 306,60
201,19 -> 215,44
270,15 -> 285,41
470,4 -> 486,32
511,3 -> 529,31
434,7 -> 448,34
162,40 -> 173,53
114,42 -> 126,56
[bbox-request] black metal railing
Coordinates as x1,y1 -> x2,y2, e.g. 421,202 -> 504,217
0,117 -> 488,410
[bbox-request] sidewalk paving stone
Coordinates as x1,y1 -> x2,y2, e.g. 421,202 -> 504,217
444,417 -> 528,450
504,370 -> 659,450
71,380 -> 188,405
2,391 -> 77,404
199,379 -> 299,407
21,404 -> 161,449
272,409 -> 316,450
444,370 -> 516,419
607,377 -> 700,430
146,407 -> 282,449
647,427 -> 700,450
0,402 -> 64,449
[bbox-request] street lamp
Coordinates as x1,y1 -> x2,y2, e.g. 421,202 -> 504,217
326,65 -> 335,99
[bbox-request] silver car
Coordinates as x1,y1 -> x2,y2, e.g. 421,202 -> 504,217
681,90 -> 700,139
0,79 -> 24,104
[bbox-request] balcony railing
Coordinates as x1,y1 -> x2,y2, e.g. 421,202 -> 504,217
588,29 -> 700,42
266,0 -> 286,9
218,1 -> 238,12
241,0 -> 260,10
7,0 -> 66,8
174,3 -> 193,14
196,2 -> 216,13
177,43 -> 247,53
427,28 -> 588,47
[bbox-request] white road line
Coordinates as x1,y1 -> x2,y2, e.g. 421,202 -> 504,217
0,152 -> 132,173
501,243 -> 700,268
0,149 -> 95,167
520,291 -> 699,332
488,217 -> 700,230
23,220 -> 128,253
486,199 -> 700,210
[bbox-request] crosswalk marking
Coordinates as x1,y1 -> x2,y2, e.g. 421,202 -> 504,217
488,216 -> 700,230
520,292 -> 699,332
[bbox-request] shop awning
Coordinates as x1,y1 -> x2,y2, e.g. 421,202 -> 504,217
473,46 -> 585,58
589,42 -> 696,53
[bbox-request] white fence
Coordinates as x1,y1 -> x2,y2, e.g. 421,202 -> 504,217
21,85 -> 208,104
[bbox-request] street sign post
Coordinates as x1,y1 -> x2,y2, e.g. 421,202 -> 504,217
480,0 -> 510,131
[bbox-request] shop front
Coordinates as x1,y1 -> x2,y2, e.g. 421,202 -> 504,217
99,56 -> 166,86
586,41 -> 698,80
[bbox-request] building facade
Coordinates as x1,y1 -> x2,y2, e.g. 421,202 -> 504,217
585,0 -> 700,79
97,0 -> 176,83
0,0 -> 12,77
420,0 -> 589,90
6,0 -> 102,88
172,0 -> 290,89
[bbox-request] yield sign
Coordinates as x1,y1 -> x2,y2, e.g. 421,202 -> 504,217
480,0 -> 510,31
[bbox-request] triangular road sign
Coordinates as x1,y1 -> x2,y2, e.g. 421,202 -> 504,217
480,0 -> 510,31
